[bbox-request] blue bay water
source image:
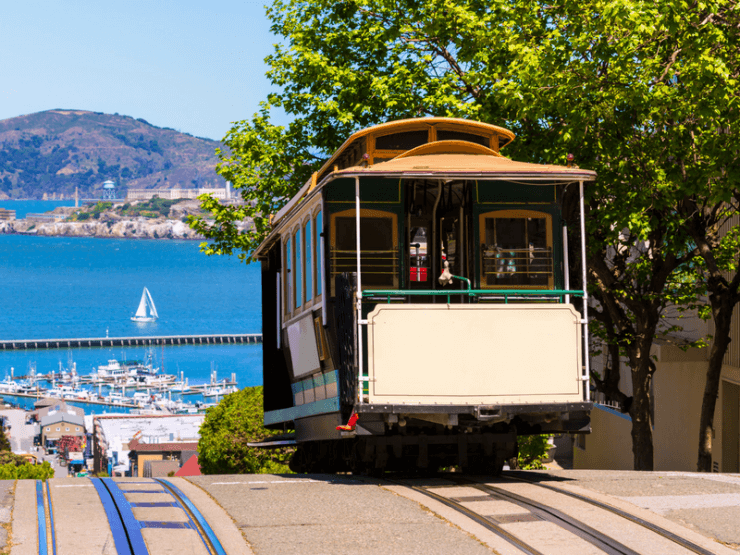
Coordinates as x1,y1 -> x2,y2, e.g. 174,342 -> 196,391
0,200 -> 76,219
0,206 -> 263,405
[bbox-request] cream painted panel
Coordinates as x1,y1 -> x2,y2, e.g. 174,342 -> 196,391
287,312 -> 321,378
367,304 -> 582,404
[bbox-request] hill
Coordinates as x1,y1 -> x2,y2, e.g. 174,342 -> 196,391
0,110 -> 226,200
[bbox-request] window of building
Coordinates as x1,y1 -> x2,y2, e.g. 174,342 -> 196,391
75,427 -> 80,431
479,210 -> 553,288
304,219 -> 312,302
65,427 -> 70,432
46,427 -> 50,432
294,228 -> 302,309
315,210 -> 323,297
56,428 -> 60,432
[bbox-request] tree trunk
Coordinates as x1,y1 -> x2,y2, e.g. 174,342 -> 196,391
629,356 -> 654,470
697,293 -> 734,472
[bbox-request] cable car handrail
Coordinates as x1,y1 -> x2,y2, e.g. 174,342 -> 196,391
362,288 -> 585,304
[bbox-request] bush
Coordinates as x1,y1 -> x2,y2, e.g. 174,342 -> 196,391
198,386 -> 293,474
516,435 -> 552,470
0,461 -> 54,480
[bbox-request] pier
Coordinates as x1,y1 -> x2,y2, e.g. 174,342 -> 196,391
0,333 -> 262,351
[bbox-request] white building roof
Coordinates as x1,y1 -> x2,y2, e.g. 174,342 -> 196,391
94,413 -> 204,455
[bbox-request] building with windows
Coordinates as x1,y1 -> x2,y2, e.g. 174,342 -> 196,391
126,183 -> 232,201
92,413 -> 204,476
40,412 -> 85,447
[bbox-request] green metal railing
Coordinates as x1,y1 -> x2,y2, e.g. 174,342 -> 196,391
362,285 -> 585,304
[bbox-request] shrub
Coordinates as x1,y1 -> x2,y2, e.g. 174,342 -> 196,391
0,461 -> 54,480
198,386 -> 293,474
516,435 -> 552,470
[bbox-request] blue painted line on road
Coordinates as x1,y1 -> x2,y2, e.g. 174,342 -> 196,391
157,479 -> 228,555
45,481 -> 57,555
91,479 -> 133,555
130,502 -> 178,508
35,481 -> 47,555
101,479 -> 150,555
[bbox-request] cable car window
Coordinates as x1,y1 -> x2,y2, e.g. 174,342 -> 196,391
304,219 -> 312,302
375,130 -> 428,150
436,130 -> 489,148
480,210 -> 553,288
284,238 -> 292,315
330,209 -> 398,293
295,228 -> 302,308
315,210 -> 323,297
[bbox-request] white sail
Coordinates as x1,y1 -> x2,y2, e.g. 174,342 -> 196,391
131,287 -> 158,321
145,287 -> 159,318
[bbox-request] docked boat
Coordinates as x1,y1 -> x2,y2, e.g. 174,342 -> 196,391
131,287 -> 159,322
202,385 -> 238,397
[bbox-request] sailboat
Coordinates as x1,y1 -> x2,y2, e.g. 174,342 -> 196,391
131,287 -> 159,322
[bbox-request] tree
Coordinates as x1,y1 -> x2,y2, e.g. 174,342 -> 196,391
197,386 -> 293,474
192,0 -> 740,469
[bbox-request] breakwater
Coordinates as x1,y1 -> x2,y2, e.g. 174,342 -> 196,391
0,333 -> 262,351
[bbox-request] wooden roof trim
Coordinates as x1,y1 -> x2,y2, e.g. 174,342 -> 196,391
392,140 -> 502,159
315,117 -> 515,182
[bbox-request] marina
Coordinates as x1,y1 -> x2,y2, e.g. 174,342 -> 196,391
0,357 -> 239,413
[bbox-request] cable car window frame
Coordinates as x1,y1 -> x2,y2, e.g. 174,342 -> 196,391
303,216 -> 313,304
314,208 -> 323,299
479,209 -> 554,289
329,208 -> 399,295
283,237 -> 292,318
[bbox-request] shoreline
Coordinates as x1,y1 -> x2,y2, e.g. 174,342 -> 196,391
0,217 -> 206,240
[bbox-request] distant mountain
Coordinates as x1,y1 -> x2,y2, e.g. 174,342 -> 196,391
0,109 -> 226,200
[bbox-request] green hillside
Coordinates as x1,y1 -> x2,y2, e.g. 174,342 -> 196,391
0,110 -> 225,199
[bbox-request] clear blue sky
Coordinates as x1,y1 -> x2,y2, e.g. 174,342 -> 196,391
0,1 -> 282,141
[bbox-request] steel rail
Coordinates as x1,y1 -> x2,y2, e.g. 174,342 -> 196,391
45,481 -> 57,555
384,478 -> 544,555
503,473 -> 717,555
99,478 -> 149,554
465,481 -> 640,555
91,478 -> 133,554
156,479 -> 227,555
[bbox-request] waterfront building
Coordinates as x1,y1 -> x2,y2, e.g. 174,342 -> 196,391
92,413 -> 204,476
31,399 -> 83,423
40,411 -> 86,448
127,437 -> 199,477
126,184 -> 231,201
0,208 -> 15,221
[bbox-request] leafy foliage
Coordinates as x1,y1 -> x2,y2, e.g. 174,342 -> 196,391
198,386 -> 293,474
516,435 -> 552,470
118,197 -> 177,218
0,461 -> 54,480
193,0 -> 740,470
0,425 -> 10,453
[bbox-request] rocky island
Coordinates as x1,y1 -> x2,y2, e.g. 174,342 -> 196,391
0,198 -> 249,240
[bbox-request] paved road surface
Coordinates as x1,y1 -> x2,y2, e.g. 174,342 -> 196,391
0,470 -> 737,554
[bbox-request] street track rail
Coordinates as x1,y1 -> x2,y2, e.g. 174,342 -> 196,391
502,472 -> 717,555
386,473 -> 719,555
392,480 -> 545,555
88,478 -> 227,555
